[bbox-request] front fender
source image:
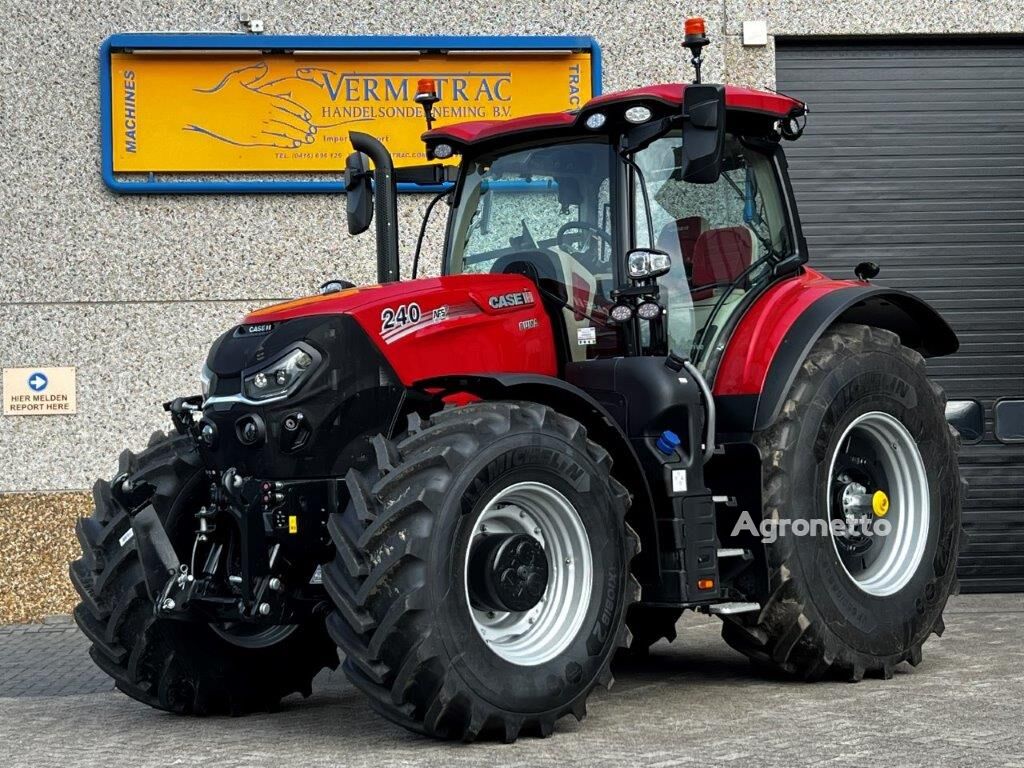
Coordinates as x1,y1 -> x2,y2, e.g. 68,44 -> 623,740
713,268 -> 958,433
413,372 -> 661,587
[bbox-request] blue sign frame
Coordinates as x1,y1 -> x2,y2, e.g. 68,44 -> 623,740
99,33 -> 602,194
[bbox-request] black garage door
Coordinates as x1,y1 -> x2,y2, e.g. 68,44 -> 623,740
776,39 -> 1024,592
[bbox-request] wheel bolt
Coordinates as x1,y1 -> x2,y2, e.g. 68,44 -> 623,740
487,611 -> 495,619
161,598 -> 175,611
565,557 -> 572,565
269,578 -> 283,592
258,602 -> 271,616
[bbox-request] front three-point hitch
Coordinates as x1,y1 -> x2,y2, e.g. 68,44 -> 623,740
143,465 -> 334,628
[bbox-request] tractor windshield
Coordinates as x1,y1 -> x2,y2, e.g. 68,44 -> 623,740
631,133 -> 791,361
446,139 -> 624,360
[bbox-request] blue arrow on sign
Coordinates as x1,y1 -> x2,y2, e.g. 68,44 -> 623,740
28,372 -> 48,392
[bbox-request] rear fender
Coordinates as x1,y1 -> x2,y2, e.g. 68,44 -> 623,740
713,269 -> 958,434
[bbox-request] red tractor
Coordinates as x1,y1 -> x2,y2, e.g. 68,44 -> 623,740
72,22 -> 961,742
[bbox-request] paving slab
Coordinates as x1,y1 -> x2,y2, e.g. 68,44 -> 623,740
1,595 -> 1022,767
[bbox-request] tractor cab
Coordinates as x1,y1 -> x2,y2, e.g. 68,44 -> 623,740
426,82 -> 807,377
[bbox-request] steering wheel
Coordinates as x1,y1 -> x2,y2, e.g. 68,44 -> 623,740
556,222 -> 613,261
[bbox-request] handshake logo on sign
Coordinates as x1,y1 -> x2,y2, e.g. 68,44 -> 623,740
184,62 -> 359,149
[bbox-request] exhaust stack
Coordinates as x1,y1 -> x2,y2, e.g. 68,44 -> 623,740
350,131 -> 400,284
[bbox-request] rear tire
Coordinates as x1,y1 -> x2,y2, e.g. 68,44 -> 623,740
324,401 -> 639,741
71,432 -> 337,714
721,324 -> 961,680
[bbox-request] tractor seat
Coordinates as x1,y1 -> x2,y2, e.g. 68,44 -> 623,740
690,227 -> 753,301
656,216 -> 707,278
491,250 -> 566,288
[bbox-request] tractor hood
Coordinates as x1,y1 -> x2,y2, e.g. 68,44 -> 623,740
197,273 -> 558,478
233,273 -> 559,387
243,275 -> 477,325
206,273 -> 560,394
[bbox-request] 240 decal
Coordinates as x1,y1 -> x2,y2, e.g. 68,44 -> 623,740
380,303 -> 422,333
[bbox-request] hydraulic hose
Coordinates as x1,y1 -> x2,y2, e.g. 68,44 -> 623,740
683,359 -> 717,464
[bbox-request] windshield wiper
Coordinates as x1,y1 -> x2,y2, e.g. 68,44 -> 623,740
535,284 -> 610,329
622,154 -> 655,247
691,250 -> 776,363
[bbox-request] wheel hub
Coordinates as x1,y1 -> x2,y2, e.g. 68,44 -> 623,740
468,533 -> 549,613
835,480 -> 879,553
463,481 -> 593,667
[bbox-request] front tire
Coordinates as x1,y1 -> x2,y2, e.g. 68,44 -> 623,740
70,432 -> 338,714
324,402 -> 639,741
721,324 -> 961,680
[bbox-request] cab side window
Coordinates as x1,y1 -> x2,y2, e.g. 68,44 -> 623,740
633,135 -> 789,362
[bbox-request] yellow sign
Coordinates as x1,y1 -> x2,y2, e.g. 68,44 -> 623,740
3,367 -> 77,415
109,51 -> 593,173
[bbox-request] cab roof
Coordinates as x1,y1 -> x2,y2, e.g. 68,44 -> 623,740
423,83 -> 805,155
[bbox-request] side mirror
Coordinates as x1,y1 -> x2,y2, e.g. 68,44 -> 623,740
344,151 -> 373,235
682,84 -> 726,184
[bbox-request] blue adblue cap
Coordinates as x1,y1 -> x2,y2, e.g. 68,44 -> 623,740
656,430 -> 681,456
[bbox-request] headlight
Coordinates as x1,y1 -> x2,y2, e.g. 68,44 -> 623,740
624,105 -> 652,124
610,303 -> 634,323
243,346 -> 319,402
627,248 -> 672,280
636,301 -> 663,321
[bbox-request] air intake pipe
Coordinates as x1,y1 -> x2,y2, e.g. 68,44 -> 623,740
350,132 -> 400,283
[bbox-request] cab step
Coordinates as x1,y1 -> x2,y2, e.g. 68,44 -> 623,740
708,601 -> 760,615
716,547 -> 750,559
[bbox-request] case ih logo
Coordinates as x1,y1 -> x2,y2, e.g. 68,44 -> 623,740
488,290 -> 535,310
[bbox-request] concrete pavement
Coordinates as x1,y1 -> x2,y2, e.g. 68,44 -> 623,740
2,594 -> 1022,767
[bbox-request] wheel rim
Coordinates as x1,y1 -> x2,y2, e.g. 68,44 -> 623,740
204,520 -> 298,649
464,481 -> 593,666
826,411 -> 930,597
209,621 -> 298,649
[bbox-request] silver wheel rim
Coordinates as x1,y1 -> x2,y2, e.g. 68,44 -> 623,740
464,481 -> 593,666
827,411 -> 930,597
